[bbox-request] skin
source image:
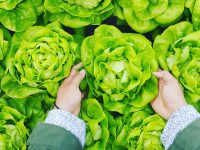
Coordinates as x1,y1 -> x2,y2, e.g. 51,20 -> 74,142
56,64 -> 187,120
151,70 -> 187,120
56,63 -> 86,116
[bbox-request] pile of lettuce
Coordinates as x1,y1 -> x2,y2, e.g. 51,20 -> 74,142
0,0 -> 199,150
153,21 -> 200,104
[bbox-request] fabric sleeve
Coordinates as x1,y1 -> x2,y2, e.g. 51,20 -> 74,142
160,105 -> 200,149
168,118 -> 200,150
44,109 -> 86,147
27,123 -> 82,150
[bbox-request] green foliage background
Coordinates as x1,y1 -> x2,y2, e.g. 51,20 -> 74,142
0,0 -> 199,149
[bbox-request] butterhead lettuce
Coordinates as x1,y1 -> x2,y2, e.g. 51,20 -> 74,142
0,26 -> 11,93
185,0 -> 200,30
153,21 -> 200,104
0,0 -> 43,32
1,23 -> 77,98
81,25 -> 158,114
81,98 -> 109,150
0,100 -> 29,150
44,0 -> 116,28
115,0 -> 185,33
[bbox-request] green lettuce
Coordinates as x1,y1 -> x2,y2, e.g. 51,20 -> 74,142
185,0 -> 200,30
81,25 -> 158,114
81,98 -> 109,150
81,100 -> 165,150
4,92 -> 54,130
153,21 -> 200,104
0,0 -> 43,32
115,0 -> 185,33
0,100 -> 29,150
0,26 -> 11,93
110,110 -> 165,150
44,0 -> 116,28
1,23 -> 76,98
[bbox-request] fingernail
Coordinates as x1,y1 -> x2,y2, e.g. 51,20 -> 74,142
79,69 -> 86,74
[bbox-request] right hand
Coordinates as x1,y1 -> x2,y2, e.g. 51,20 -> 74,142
151,70 -> 187,120
56,63 -> 86,116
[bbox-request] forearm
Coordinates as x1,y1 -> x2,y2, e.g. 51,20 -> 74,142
161,105 -> 200,149
44,108 -> 86,147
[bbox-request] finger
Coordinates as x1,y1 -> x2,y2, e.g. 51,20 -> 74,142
73,62 -> 82,70
153,71 -> 175,82
67,63 -> 83,81
71,69 -> 86,87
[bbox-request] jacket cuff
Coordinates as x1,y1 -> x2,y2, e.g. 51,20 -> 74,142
44,109 -> 86,147
161,105 -> 200,150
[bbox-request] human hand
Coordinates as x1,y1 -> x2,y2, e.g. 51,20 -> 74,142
151,70 -> 187,120
56,63 -> 86,116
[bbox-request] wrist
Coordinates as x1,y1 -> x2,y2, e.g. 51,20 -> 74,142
169,102 -> 187,119
55,102 -> 79,116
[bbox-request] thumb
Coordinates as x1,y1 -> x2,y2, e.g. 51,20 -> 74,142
71,69 -> 86,87
153,70 -> 175,82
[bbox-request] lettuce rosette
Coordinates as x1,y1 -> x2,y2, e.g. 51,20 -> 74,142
81,25 -> 158,114
1,23 -> 77,98
0,99 -> 29,150
81,98 -> 109,150
185,0 -> 200,30
153,21 -> 200,104
0,0 -> 43,32
114,0 -> 185,33
44,0 -> 116,28
111,111 -> 165,150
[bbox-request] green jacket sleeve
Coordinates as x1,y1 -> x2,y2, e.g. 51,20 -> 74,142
27,123 -> 82,150
169,118 -> 200,150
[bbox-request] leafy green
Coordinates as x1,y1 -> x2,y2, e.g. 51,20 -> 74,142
0,26 -> 11,93
0,101 -> 29,150
1,23 -> 77,98
81,25 -> 158,114
0,0 -> 43,32
81,98 -> 109,150
115,0 -> 185,33
185,0 -> 200,30
81,99 -> 165,150
44,0 -> 116,28
153,21 -> 200,104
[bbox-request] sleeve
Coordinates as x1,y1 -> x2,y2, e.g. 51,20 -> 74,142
168,118 -> 200,150
27,109 -> 86,150
160,105 -> 200,150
